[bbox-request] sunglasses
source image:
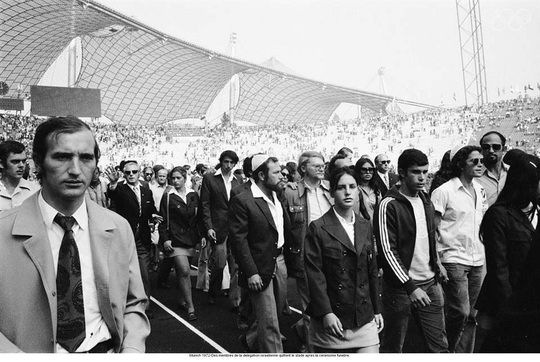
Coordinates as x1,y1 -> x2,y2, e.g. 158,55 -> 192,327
144,173 -> 153,176
124,170 -> 139,175
481,143 -> 502,152
468,158 -> 484,165
380,160 -> 391,164
360,167 -> 375,173
281,172 -> 289,176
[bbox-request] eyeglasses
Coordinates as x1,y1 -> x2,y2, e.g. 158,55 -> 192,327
310,164 -> 326,170
124,170 -> 139,175
144,173 -> 153,176
360,167 -> 375,173
281,172 -> 289,177
468,158 -> 484,165
380,160 -> 391,164
481,143 -> 502,152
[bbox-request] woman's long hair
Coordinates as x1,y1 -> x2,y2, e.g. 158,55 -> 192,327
353,157 -> 381,196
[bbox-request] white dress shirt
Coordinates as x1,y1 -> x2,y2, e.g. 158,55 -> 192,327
251,182 -> 285,248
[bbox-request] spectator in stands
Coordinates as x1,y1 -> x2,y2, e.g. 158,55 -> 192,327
283,151 -> 333,352
428,150 -> 452,196
159,166 -> 204,321
200,150 -> 241,307
477,131 -> 508,206
229,155 -> 290,353
374,149 -> 448,353
353,157 -> 381,225
305,166 -> 383,352
431,145 -> 488,353
0,140 -> 40,211
476,149 -> 540,350
373,154 -> 399,197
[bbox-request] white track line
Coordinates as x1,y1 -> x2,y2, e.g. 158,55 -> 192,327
151,296 -> 229,353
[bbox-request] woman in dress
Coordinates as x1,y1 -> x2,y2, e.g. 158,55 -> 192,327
304,167 -> 383,353
476,149 -> 540,350
159,166 -> 204,321
353,157 -> 382,226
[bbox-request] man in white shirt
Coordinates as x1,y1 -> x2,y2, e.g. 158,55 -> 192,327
0,116 -> 149,352
0,140 -> 40,211
229,155 -> 291,353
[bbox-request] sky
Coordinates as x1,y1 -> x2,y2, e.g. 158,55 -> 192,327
92,0 -> 540,110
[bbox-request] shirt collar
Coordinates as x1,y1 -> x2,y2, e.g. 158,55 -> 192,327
38,191 -> 88,230
251,181 -> 277,203
333,207 -> 355,225
215,168 -> 236,181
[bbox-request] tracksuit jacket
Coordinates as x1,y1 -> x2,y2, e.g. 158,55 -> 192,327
373,186 -> 441,295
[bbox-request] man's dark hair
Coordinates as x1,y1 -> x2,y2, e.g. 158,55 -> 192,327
219,150 -> 239,165
32,116 -> 100,181
122,160 -> 138,171
450,145 -> 482,178
253,156 -> 279,182
0,140 -> 25,168
329,166 -> 356,193
479,131 -> 506,147
397,149 -> 428,178
170,166 -> 188,181
327,153 -> 350,176
337,147 -> 353,157
242,156 -> 253,178
195,163 -> 207,176
153,164 -> 165,176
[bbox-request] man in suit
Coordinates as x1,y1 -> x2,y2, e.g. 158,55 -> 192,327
229,154 -> 290,353
0,116 -> 150,353
106,160 -> 162,319
200,150 -> 241,306
373,154 -> 399,196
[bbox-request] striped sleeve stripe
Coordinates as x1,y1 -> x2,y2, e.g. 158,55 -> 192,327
378,197 -> 410,283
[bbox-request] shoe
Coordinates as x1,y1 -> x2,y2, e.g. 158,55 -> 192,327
187,312 -> 198,321
237,316 -> 248,331
145,310 -> 155,319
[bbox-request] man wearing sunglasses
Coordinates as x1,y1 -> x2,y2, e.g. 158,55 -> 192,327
106,160 -> 162,319
477,131 -> 507,207
374,154 -> 399,197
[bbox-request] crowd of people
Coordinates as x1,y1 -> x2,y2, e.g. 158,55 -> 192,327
1,112 -> 539,353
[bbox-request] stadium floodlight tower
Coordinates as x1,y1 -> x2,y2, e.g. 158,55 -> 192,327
228,32 -> 238,124
455,0 -> 488,107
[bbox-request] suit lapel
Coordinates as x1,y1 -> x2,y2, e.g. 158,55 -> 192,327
321,211 -> 356,253
87,201 -> 119,338
254,198 -> 277,231
508,208 -> 535,233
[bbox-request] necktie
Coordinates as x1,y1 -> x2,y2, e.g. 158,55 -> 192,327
384,174 -> 389,188
132,186 -> 141,216
55,214 -> 86,352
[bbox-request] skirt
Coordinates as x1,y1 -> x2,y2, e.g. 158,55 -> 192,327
164,246 -> 196,258
310,317 -> 379,350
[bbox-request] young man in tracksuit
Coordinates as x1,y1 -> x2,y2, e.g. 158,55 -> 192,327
374,149 -> 448,353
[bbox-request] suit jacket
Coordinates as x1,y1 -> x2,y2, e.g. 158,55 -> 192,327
229,185 -> 292,290
108,182 -> 157,246
373,172 -> 399,197
200,171 -> 240,243
0,193 -> 150,353
304,209 -> 381,330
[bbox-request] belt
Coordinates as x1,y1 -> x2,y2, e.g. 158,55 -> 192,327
84,339 -> 114,353
277,247 -> 283,255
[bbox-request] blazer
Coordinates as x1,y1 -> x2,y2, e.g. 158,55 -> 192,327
304,209 -> 382,330
108,182 -> 157,246
229,185 -> 292,290
200,171 -> 239,243
373,172 -> 399,197
158,190 -> 201,248
0,193 -> 150,353
475,204 -> 535,316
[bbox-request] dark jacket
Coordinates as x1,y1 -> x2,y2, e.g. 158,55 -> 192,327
374,186 -> 440,294
200,171 -> 240,243
108,182 -> 157,247
475,204 -> 535,316
304,209 -> 381,330
158,190 -> 202,248
282,179 -> 333,278
229,185 -> 292,290
372,172 -> 399,197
